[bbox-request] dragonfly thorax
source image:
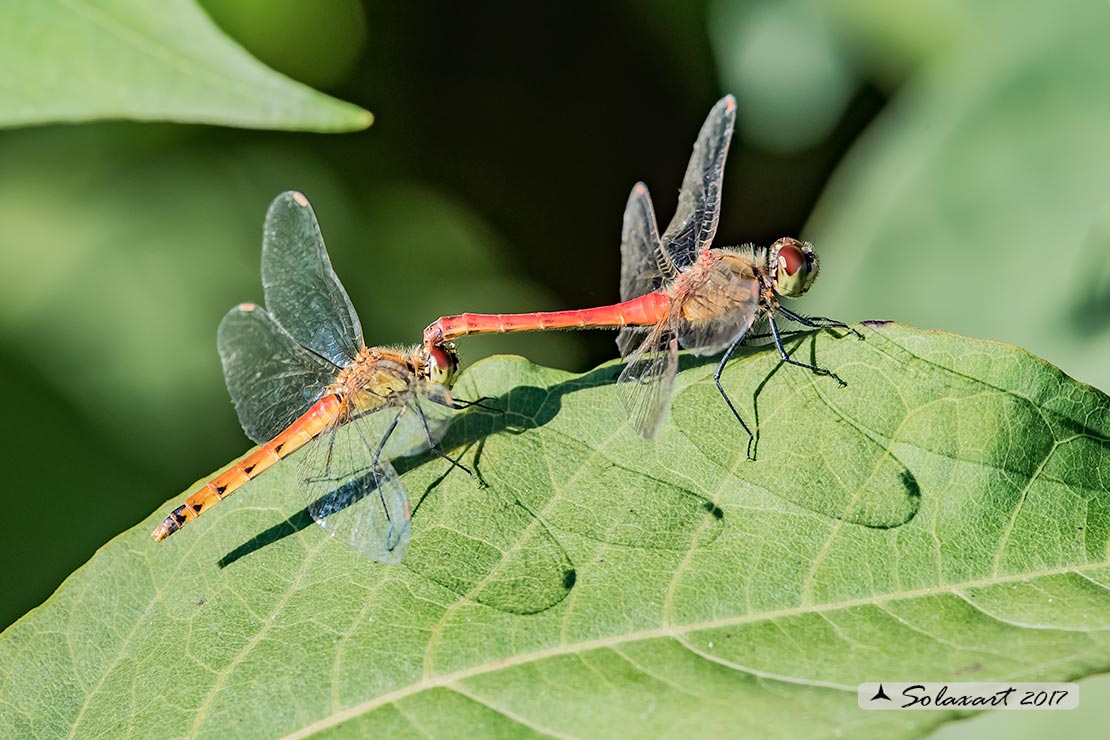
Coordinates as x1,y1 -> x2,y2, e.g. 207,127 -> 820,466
336,347 -> 419,401
667,248 -> 759,325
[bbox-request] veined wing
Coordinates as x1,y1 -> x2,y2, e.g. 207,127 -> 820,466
261,191 -> 364,367
617,183 -> 670,358
298,381 -> 458,564
217,303 -> 339,444
617,323 -> 679,439
659,96 -> 736,269
304,458 -> 412,564
619,182 -> 670,301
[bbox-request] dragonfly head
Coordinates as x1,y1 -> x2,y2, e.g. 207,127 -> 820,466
770,238 -> 819,298
423,342 -> 460,387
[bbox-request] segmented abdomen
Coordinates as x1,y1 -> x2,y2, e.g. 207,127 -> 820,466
151,394 -> 343,541
423,291 -> 671,347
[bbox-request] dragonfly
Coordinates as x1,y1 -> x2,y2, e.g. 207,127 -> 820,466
423,95 -> 858,456
152,191 -> 465,564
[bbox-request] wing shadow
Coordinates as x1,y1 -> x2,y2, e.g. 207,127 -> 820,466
217,361 -> 623,568
217,329 -> 854,569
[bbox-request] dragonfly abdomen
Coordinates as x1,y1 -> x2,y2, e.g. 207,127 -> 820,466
423,292 -> 670,345
151,394 -> 343,541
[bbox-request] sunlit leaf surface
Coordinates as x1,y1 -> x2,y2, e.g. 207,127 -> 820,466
2,324 -> 1108,739
0,0 -> 370,130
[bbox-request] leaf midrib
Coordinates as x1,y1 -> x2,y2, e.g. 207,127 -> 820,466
276,559 -> 1109,740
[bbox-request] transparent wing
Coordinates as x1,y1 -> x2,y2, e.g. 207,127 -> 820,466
298,384 -> 458,564
616,325 -> 652,359
617,183 -> 671,358
659,96 -> 737,269
261,191 -> 364,367
617,324 -> 679,439
619,182 -> 670,301
217,303 -> 339,444
673,256 -> 760,357
305,457 -> 411,565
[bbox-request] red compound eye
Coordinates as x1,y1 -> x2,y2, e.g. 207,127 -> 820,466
777,241 -> 806,275
429,346 -> 453,373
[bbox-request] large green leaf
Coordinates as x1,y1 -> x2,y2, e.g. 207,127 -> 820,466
0,0 -> 370,130
2,324 -> 1108,739
773,3 -> 1110,736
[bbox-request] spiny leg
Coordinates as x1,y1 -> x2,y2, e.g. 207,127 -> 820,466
413,403 -> 476,480
744,328 -> 805,342
714,334 -> 756,461
430,447 -> 475,477
451,396 -> 502,413
776,305 -> 863,339
768,312 -> 847,387
745,309 -> 857,343
369,410 -> 404,530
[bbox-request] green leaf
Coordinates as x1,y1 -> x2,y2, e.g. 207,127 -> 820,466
3,323 -> 1108,739
0,0 -> 371,131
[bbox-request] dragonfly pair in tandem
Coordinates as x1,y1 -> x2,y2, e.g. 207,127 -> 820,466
153,95 -> 855,563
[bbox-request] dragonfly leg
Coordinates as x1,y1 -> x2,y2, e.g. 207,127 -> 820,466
368,410 -> 405,531
714,336 -> 756,461
769,313 -> 847,387
329,404 -> 401,480
430,447 -> 476,479
413,403 -> 476,480
776,306 -> 863,339
452,396 -> 502,413
744,328 -> 805,342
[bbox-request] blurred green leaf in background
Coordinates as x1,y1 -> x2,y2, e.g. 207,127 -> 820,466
803,0 -> 1110,395
1,0 -> 1109,738
0,0 -> 371,130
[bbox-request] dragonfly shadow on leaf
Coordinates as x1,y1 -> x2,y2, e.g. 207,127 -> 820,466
217,332 -> 868,574
660,322 -> 861,457
215,369 -> 623,614
673,326 -> 922,531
